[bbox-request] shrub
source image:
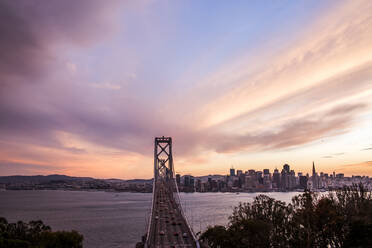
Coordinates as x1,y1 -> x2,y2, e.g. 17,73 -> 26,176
200,184 -> 372,248
0,218 -> 83,248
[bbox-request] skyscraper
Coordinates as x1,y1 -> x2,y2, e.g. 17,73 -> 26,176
312,161 -> 316,177
176,174 -> 181,185
312,161 -> 318,190
184,175 -> 190,187
299,176 -> 308,189
283,164 -> 290,173
273,168 -> 281,189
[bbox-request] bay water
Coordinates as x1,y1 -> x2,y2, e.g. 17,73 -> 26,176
0,190 -> 300,247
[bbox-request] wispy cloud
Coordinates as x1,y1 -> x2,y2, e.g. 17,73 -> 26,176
332,153 -> 345,156
193,0 -> 372,128
321,152 -> 344,159
205,103 -> 366,154
0,160 -> 63,176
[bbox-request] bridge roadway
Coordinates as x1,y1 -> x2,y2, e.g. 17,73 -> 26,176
147,179 -> 197,248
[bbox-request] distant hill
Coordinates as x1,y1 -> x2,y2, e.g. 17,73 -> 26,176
0,174 -> 154,192
0,174 -> 95,184
0,174 -> 151,184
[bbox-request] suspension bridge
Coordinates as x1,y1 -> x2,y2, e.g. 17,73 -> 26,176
144,136 -> 200,248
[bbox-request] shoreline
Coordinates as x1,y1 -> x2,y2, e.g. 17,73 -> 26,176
0,188 -> 333,194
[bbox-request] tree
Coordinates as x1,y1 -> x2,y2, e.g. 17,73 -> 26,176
200,185 -> 372,248
0,218 -> 83,248
200,225 -> 231,248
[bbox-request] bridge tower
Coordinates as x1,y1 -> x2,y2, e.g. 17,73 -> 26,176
154,136 -> 174,181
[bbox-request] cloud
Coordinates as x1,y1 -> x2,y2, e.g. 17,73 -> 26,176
320,152 -> 344,159
0,0 -> 119,89
332,153 -> 345,156
207,103 -> 366,154
0,160 -> 62,176
192,0 -> 372,128
0,1 -> 47,86
210,61 -> 372,137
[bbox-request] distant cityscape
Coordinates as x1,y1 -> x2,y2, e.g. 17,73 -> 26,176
176,162 -> 372,192
0,162 -> 371,193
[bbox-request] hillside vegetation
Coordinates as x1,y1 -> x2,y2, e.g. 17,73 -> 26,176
200,184 -> 372,248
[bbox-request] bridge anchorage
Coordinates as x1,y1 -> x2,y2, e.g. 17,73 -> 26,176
143,136 -> 200,248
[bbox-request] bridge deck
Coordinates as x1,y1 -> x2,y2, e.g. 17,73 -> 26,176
147,180 -> 197,248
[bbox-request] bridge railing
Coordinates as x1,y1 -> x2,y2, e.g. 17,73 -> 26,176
172,177 -> 201,248
144,177 -> 156,247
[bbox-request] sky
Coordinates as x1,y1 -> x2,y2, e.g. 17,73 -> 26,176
0,0 -> 371,179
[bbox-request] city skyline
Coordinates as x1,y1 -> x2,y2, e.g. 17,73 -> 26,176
1,161 -> 370,192
0,0 -> 372,179
176,162 -> 371,193
1,160 -> 370,181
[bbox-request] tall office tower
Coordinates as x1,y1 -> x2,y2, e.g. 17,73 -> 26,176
283,164 -> 290,173
176,174 -> 181,185
289,170 -> 296,189
299,176 -> 308,189
184,175 -> 190,187
190,176 -> 195,191
273,168 -> 281,189
312,161 -> 318,189
281,169 -> 289,190
312,161 -> 316,177
256,171 -> 263,184
230,168 -> 235,177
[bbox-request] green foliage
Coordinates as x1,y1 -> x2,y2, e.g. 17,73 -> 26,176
200,226 -> 232,248
0,218 -> 83,248
200,184 -> 372,248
